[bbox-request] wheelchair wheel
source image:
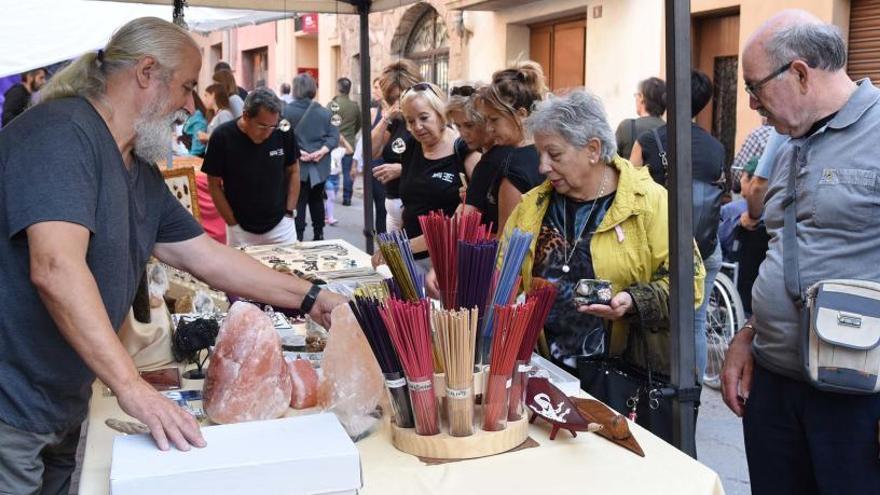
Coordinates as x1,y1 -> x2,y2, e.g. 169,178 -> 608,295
703,271 -> 745,389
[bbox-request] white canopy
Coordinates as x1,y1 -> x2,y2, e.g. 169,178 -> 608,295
0,0 -> 301,77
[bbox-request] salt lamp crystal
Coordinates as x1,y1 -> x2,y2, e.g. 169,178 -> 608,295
203,301 -> 291,423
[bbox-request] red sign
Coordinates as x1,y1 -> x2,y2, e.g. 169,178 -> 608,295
297,68 -> 319,82
299,13 -> 318,34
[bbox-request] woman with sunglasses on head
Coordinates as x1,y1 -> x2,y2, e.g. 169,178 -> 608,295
468,61 -> 548,235
371,81 -> 476,271
445,84 -> 488,178
370,61 -> 421,232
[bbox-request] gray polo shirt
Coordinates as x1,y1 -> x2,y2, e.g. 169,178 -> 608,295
751,79 -> 880,379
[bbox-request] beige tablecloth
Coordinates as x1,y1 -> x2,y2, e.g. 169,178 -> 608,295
78,380 -> 725,495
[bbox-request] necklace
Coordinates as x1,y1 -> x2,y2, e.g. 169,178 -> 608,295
561,166 -> 608,274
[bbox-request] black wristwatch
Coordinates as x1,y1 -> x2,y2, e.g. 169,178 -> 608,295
300,284 -> 322,314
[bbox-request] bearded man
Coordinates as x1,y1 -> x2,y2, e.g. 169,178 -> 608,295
1,67 -> 47,127
0,17 -> 346,494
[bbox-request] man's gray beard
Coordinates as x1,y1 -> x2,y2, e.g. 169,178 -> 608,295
133,104 -> 189,164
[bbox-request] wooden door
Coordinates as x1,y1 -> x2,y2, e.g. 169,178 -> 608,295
553,19 -> 587,90
848,0 -> 880,84
529,16 -> 585,91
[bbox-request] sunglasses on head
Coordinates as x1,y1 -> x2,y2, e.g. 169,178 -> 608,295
404,82 -> 440,98
450,85 -> 475,97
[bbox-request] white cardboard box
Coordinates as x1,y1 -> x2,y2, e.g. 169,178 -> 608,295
110,413 -> 361,495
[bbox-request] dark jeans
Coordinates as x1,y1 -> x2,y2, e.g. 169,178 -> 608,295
295,179 -> 326,241
371,174 -> 387,234
0,419 -> 81,495
743,363 -> 880,494
735,225 -> 769,316
341,154 -> 354,204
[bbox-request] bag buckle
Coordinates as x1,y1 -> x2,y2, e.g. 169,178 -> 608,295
837,311 -> 863,328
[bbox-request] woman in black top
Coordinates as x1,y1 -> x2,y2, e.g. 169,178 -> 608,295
371,82 -> 475,269
370,61 -> 421,232
467,61 -> 547,234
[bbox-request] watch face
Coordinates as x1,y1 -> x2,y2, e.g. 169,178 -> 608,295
391,137 -> 406,154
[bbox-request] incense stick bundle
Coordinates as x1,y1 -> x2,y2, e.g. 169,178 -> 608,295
455,239 -> 498,364
508,279 -> 559,420
349,289 -> 415,428
420,210 -> 492,309
377,230 -> 425,302
483,300 -> 536,431
433,306 -> 478,437
380,298 -> 439,436
480,229 -> 533,365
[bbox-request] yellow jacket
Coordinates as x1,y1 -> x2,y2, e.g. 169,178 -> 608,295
502,156 -> 705,373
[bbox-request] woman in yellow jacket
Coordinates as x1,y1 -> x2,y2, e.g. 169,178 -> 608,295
503,88 -> 704,377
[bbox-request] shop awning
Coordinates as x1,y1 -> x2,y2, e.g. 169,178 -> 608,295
444,0 -> 542,11
0,1 -> 304,78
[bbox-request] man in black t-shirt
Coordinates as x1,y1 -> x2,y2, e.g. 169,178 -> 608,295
1,67 -> 46,127
202,88 -> 301,247
0,19 -> 345,493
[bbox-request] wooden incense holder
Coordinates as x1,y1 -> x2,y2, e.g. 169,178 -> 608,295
390,415 -> 529,460
526,376 -> 603,440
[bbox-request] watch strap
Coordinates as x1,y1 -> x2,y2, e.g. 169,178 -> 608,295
300,284 -> 322,314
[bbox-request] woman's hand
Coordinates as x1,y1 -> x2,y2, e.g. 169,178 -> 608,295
197,131 -> 209,143
371,250 -> 385,268
425,269 -> 440,300
576,291 -> 633,320
373,163 -> 402,184
382,100 -> 402,120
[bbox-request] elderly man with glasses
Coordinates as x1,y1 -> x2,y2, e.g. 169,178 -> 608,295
203,87 -> 302,247
722,9 -> 880,494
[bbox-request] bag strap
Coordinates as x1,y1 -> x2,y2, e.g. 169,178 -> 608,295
629,119 -> 636,151
294,101 -> 317,135
651,128 -> 669,184
782,148 -> 804,307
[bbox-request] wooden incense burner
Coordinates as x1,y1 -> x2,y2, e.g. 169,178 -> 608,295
526,376 -> 603,440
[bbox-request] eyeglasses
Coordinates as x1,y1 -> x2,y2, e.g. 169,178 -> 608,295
403,82 -> 440,98
451,85 -> 476,97
254,121 -> 280,131
745,61 -> 792,99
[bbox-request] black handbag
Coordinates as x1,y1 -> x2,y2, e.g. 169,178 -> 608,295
576,356 -> 677,443
575,318 -> 700,444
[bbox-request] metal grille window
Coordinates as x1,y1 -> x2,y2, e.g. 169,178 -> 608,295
405,8 -> 449,91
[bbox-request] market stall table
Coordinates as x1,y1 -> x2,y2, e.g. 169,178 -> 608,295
78,380 -> 725,495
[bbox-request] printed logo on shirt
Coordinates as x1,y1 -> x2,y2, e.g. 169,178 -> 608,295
432,172 -> 457,184
269,148 -> 285,157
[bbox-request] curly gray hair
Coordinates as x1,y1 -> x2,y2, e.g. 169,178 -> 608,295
525,89 -> 617,162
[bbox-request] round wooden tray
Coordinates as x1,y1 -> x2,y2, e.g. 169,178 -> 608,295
390,415 -> 529,460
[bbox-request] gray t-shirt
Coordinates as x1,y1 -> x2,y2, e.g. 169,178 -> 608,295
0,97 -> 203,433
751,80 -> 880,379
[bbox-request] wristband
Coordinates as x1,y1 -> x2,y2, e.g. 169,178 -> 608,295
300,284 -> 322,314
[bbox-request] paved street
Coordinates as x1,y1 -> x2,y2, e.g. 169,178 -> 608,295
328,176 -> 751,494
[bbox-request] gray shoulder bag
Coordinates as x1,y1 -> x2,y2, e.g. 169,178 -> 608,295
782,150 -> 880,394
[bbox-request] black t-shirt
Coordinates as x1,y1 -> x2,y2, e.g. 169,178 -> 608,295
636,123 -> 724,186
0,97 -> 203,432
380,117 -> 411,199
1,83 -> 30,127
467,145 -> 544,233
202,119 -> 299,234
399,135 -> 466,247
